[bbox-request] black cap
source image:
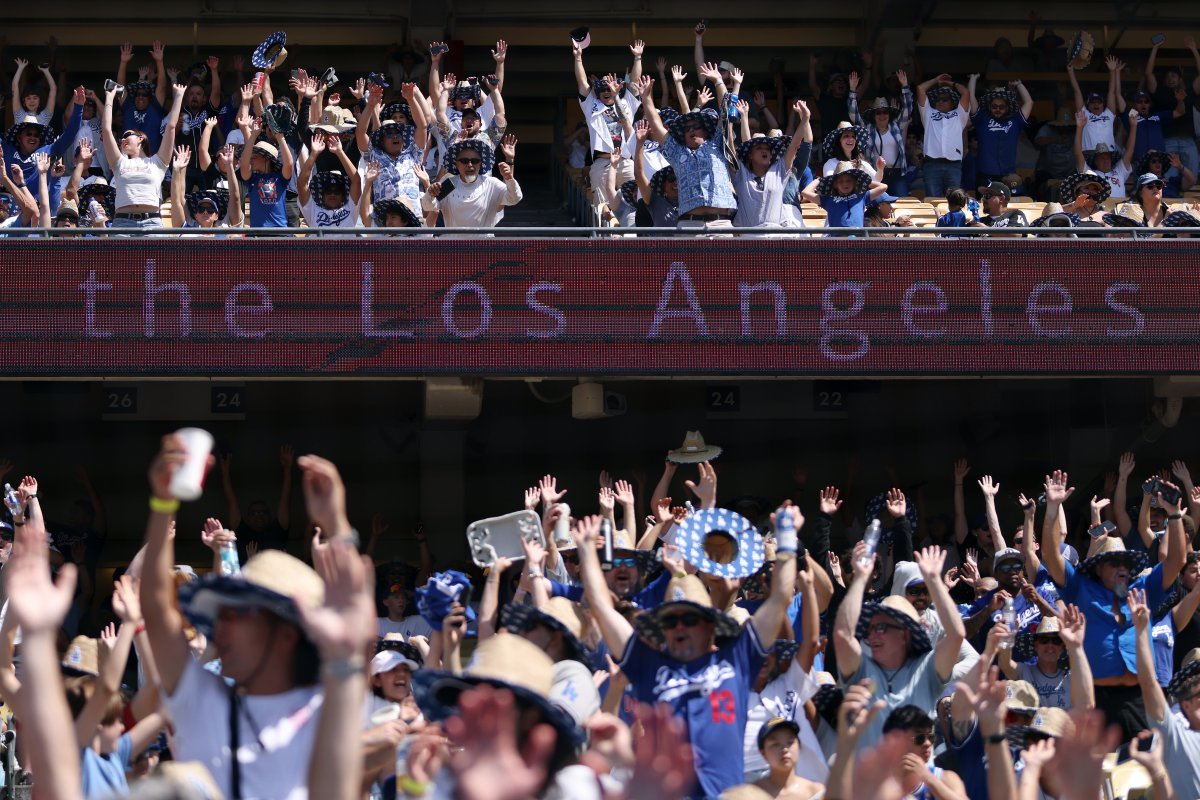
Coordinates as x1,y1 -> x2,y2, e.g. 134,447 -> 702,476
756,716 -> 800,750
982,180 -> 1012,199
569,27 -> 590,43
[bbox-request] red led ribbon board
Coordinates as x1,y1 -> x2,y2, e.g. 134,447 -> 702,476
4,238 -> 1194,376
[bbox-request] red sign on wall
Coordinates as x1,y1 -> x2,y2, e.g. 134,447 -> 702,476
4,238 -> 1193,376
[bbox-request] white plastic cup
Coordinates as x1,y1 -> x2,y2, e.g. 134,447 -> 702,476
169,427 -> 214,501
553,503 -> 572,545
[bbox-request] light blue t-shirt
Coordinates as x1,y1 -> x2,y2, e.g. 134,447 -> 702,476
846,650 -> 949,749
81,731 -> 132,799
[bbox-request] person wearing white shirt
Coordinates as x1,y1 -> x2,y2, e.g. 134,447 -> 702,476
297,135 -> 361,231
421,140 -> 522,230
915,74 -> 974,197
1073,107 -> 1137,200
572,38 -> 645,211
1067,58 -> 1125,154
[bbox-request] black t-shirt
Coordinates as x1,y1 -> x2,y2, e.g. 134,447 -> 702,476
235,518 -> 289,563
980,209 -> 1028,228
1151,85 -> 1195,138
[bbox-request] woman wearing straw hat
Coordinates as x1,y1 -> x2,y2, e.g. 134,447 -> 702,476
575,501 -> 800,798
1041,469 -> 1187,740
848,69 -> 914,197
732,100 -> 810,228
819,120 -> 878,178
833,544 -> 965,749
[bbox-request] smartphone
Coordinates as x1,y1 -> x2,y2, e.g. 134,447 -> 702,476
290,69 -> 300,80
1137,732 -> 1159,752
1160,482 -> 1182,506
429,43 -> 450,57
1152,33 -> 1166,45
1088,521 -> 1117,538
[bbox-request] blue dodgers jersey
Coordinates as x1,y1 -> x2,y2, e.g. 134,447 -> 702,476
621,624 -> 769,798
248,172 -> 289,227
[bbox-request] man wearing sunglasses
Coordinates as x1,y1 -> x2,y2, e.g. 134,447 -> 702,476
882,705 -> 968,800
972,180 -> 1028,231
961,548 -> 1055,651
575,503 -> 800,798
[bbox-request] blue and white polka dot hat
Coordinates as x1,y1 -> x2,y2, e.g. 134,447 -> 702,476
675,507 -> 766,579
251,31 -> 288,70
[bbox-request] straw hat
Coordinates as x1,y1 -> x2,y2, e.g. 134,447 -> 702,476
854,595 -> 932,656
667,430 -> 722,463
1167,648 -> 1200,700
61,636 -> 99,677
1005,680 -> 1041,713
179,550 -> 324,636
1102,202 -> 1146,228
633,574 -> 741,648
817,161 -> 872,196
500,597 -> 592,665
1079,536 -> 1148,578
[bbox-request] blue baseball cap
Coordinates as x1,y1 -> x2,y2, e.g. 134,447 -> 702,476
869,192 -> 899,206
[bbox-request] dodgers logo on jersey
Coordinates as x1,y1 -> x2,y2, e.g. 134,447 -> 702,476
651,661 -> 737,703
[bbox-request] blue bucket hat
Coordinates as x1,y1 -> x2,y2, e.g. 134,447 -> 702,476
666,108 -> 720,145
416,570 -> 477,631
675,507 -> 766,579
443,138 -> 495,177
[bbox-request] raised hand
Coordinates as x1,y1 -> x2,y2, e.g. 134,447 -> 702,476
896,68 -> 909,87
849,71 -> 860,92
492,40 -> 507,64
735,98 -> 750,116
1058,604 -> 1086,648
978,475 -> 1000,497
1017,492 -> 1037,517
656,56 -> 668,74
1156,480 -> 1183,516
698,61 -> 722,84
828,551 -> 843,581
729,67 -> 744,86
625,703 -> 695,799
885,488 -> 907,519
119,43 -> 134,64
695,85 -> 713,107
112,574 -> 143,624
683,462 -> 717,508
630,39 -> 645,58
499,133 -> 517,162
1171,459 -> 1193,486
32,152 -> 49,175
914,545 -> 946,581
954,458 -> 971,483
819,486 -> 843,515
850,540 -> 874,580
298,538 -> 376,661
1128,586 -> 1150,630
1042,711 -> 1121,800
671,65 -> 688,82
571,514 -> 601,550
173,145 -> 191,170
598,486 -> 616,514
310,134 -> 327,154
1043,470 -> 1074,505
297,454 -> 348,536
150,40 -> 165,62
539,475 -> 567,505
794,98 -> 810,120
497,162 -> 514,181
1118,451 -> 1136,478
614,479 -> 635,507
523,485 -> 541,512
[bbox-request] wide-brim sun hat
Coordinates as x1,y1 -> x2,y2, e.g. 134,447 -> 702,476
1163,208 -> 1200,229
817,161 -> 872,196
1079,536 -> 1148,579
863,96 -> 900,121
632,574 -> 742,649
666,108 -> 720,145
371,198 -> 422,228
250,140 -> 282,171
412,634 -> 583,762
61,635 -> 100,677
1102,202 -> 1146,228
737,134 -> 791,167
80,178 -> 117,218
1135,149 -> 1170,177
1059,170 -> 1112,204
1167,647 -> 1200,700
370,120 -> 415,153
382,101 -> 412,122
618,179 -> 639,208
1084,142 -> 1117,169
667,430 -> 721,463
186,188 -> 229,221
178,550 -> 324,637
927,84 -> 961,105
854,594 -> 933,656
252,31 -> 289,70
820,122 -> 870,163
981,87 -> 1019,112
443,138 -> 495,177
499,598 -> 592,666
674,507 -> 766,579
649,166 -> 677,200
310,170 -> 350,209
313,106 -> 355,135
3,115 -> 51,149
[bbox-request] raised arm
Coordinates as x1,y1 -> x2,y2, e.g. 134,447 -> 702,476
629,39 -> 645,85
967,73 -> 980,114
808,52 -> 822,100
633,76 -> 667,144
572,41 -> 590,97
297,136 -> 322,206
1129,587 -> 1169,723
1017,493 -> 1041,579
1144,42 -> 1160,93
833,540 -> 872,679
401,83 -> 428,151
141,435 -> 202,695
783,100 -> 810,174
1114,452 -> 1136,535
918,546 -> 966,681
978,475 -> 1007,551
198,117 -> 218,171
75,621 -> 136,747
427,41 -> 446,104
1155,483 -> 1186,589
693,23 -> 707,75
155,83 -> 186,164
1123,109 -> 1139,168
170,145 -> 190,227
953,459 -> 970,543
150,41 -> 167,108
670,65 -> 690,114
750,504 -> 801,644
33,154 -> 51,227
1041,470 -> 1073,587
115,43 -> 133,94
1106,56 -> 1126,113
219,145 -> 243,226
1057,604 -> 1094,710
1066,64 -> 1085,111
574,515 -> 634,657
698,62 -> 727,106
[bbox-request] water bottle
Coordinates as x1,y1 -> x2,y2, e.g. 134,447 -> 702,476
599,518 -> 614,571
2,485 -> 20,520
774,504 -> 798,553
219,538 -> 241,576
1000,596 -> 1016,649
858,519 -> 882,570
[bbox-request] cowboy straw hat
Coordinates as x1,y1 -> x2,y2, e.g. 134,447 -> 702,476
667,430 -> 722,463
61,636 -> 100,677
313,105 -> 355,135
1102,202 -> 1146,228
179,550 -> 324,636
633,574 -> 741,648
1078,535 -> 1148,578
816,161 -> 872,196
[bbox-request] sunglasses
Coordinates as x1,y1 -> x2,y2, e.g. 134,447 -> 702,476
121,131 -> 140,139
867,622 -> 905,635
611,557 -> 637,569
1144,182 -> 1164,190
457,157 -> 483,166
1034,636 -> 1063,645
684,124 -> 707,132
997,561 -> 1024,572
905,585 -> 930,596
912,732 -> 935,746
195,206 -> 218,214
659,611 -> 705,629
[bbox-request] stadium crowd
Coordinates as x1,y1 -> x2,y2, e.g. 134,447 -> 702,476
1,428 -> 1200,800
3,21 -> 1200,233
